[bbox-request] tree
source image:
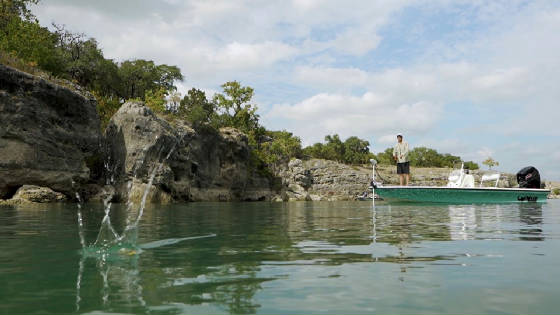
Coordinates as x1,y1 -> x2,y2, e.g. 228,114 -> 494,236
144,87 -> 167,113
343,136 -> 371,164
302,134 -> 373,164
374,148 -> 396,165
94,91 -> 121,130
178,88 -> 215,127
0,0 -> 39,26
463,161 -> 480,170
323,134 -> 345,162
259,130 -> 303,164
303,143 -> 326,159
213,81 -> 259,133
117,59 -> 183,100
0,15 -> 64,73
482,157 -> 499,170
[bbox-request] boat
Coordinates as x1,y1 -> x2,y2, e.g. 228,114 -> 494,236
369,160 -> 550,203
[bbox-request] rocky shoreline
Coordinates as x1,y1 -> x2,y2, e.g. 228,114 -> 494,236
1,64 -> 558,205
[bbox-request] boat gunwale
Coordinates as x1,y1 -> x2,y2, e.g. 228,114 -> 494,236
376,185 -> 550,193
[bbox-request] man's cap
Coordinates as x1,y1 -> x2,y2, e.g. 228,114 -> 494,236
396,132 -> 403,137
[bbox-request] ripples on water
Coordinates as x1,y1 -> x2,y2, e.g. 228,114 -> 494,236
1,201 -> 559,314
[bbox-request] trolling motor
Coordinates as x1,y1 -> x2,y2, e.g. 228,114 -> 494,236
369,158 -> 383,188
516,166 -> 541,188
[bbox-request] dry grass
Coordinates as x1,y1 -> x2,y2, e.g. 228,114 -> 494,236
0,51 -> 85,95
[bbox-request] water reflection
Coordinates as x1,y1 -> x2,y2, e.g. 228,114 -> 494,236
0,201 -> 551,314
519,203 -> 544,241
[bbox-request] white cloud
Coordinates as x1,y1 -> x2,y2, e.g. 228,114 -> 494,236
377,134 -> 398,146
295,66 -> 369,90
267,92 -> 441,144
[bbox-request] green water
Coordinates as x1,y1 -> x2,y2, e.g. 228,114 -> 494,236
1,201 -> 560,314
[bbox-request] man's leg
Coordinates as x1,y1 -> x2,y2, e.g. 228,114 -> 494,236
399,174 -> 404,186
405,174 -> 410,186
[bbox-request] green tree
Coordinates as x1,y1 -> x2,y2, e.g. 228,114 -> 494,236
322,134 -> 345,162
374,147 -> 396,165
259,130 -> 303,164
0,16 -> 64,73
0,0 -> 39,26
463,161 -> 480,170
93,91 -> 121,130
302,134 -> 372,164
482,157 -> 499,170
178,88 -> 215,127
212,81 -> 259,133
343,136 -> 371,164
117,59 -> 183,100
144,87 -> 167,113
302,142 -> 326,159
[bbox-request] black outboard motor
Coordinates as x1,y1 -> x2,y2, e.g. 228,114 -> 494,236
517,166 -> 541,188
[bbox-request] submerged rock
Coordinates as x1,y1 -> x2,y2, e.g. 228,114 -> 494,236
0,185 -> 66,205
0,64 -> 102,200
12,185 -> 67,203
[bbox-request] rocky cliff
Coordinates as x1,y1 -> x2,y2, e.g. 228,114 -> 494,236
276,159 -> 370,201
0,64 -> 102,199
104,101 -> 273,203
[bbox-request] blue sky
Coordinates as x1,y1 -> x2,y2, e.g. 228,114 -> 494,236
32,0 -> 560,180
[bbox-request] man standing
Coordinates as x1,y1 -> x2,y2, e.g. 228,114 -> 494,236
393,133 -> 410,186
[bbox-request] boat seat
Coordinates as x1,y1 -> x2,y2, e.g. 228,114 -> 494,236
480,173 -> 500,187
460,174 -> 475,188
447,170 -> 463,187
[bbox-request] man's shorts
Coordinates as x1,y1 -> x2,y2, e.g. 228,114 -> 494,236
397,162 -> 410,174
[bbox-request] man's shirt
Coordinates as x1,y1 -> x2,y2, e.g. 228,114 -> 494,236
393,141 -> 409,163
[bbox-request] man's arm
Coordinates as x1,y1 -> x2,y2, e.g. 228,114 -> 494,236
402,142 -> 409,161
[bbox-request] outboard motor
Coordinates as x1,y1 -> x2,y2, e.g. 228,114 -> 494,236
516,166 -> 541,188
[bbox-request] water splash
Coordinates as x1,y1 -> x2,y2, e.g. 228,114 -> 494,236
73,133 -> 216,311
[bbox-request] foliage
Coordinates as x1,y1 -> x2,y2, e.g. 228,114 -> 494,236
212,81 -> 259,133
373,146 -> 478,169
0,16 -> 64,73
303,134 -> 373,165
408,147 -> 460,168
343,136 -> 372,164
552,188 -> 560,195
144,87 -> 167,114
463,161 -> 480,170
374,148 -> 396,165
92,91 -> 121,130
482,157 -> 499,170
117,59 -> 183,100
258,130 -> 303,164
178,88 -> 215,127
0,0 -> 39,25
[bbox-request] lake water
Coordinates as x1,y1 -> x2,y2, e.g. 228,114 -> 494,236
1,200 -> 559,314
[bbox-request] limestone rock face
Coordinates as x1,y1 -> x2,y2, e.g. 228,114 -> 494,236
0,64 -> 102,199
276,159 -> 370,201
105,101 -> 272,202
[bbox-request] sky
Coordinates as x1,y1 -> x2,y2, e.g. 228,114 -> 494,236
31,0 -> 560,180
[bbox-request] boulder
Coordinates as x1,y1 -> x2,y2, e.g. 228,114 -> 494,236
0,64 -> 102,199
11,185 -> 67,203
104,101 -> 273,202
0,185 -> 67,205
